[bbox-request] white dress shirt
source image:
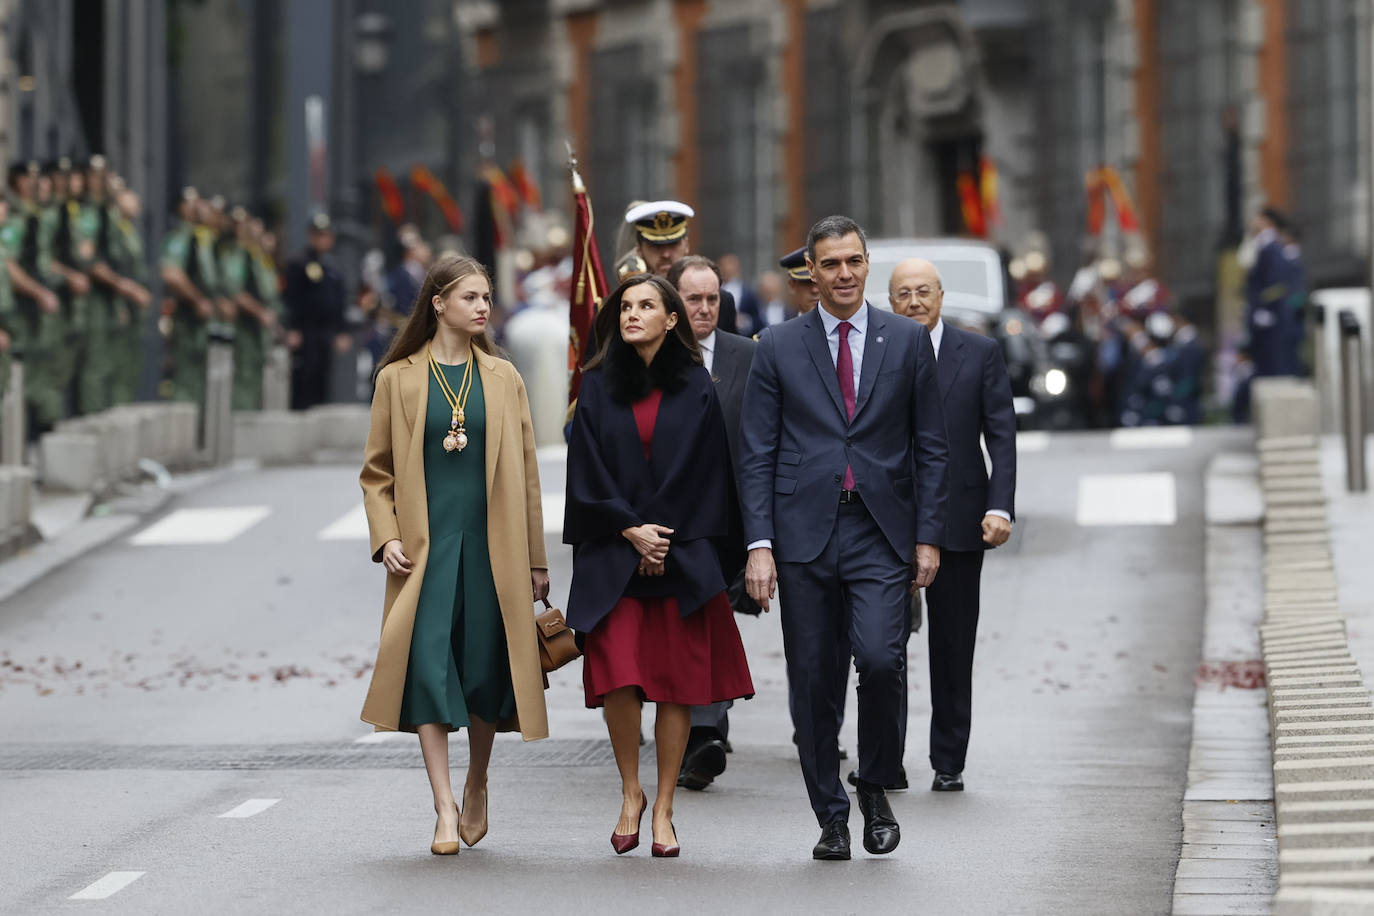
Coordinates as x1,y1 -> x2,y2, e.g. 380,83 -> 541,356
747,304 -> 869,552
817,301 -> 868,392
929,317 -> 945,360
698,330 -> 716,374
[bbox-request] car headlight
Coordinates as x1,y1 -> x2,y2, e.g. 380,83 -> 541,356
1044,368 -> 1068,396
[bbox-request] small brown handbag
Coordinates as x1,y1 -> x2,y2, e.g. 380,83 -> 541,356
535,598 -> 580,673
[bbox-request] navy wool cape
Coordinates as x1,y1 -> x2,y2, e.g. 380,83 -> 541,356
562,362 -> 739,634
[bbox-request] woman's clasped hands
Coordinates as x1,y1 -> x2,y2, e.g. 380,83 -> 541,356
622,523 -> 674,577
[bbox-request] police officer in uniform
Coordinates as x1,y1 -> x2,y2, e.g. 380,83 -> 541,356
625,200 -> 739,334
3,162 -> 62,434
284,213 -> 345,410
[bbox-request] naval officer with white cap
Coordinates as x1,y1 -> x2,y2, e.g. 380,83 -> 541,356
625,199 -> 737,334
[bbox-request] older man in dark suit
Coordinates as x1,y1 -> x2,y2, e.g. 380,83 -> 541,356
666,254 -> 756,791
739,216 -> 949,861
890,257 -> 1016,793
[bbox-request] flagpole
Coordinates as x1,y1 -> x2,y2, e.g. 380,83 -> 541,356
566,140 -> 607,412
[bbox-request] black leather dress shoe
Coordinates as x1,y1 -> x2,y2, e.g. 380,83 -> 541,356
847,767 -> 908,792
677,738 -> 728,790
854,781 -> 900,855
812,819 -> 851,860
931,771 -> 964,792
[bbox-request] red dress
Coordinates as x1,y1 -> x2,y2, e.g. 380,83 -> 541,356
582,389 -> 755,708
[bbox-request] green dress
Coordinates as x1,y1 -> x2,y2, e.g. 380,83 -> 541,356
399,361 -> 516,730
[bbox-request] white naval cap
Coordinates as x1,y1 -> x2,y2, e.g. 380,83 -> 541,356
625,200 -> 695,244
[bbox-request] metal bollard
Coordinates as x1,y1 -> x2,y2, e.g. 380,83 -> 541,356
203,340 -> 236,465
1,361 -> 24,466
262,344 -> 291,411
1340,309 -> 1367,492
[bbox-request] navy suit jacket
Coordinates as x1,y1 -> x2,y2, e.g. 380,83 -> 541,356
935,323 -> 1017,552
738,304 -> 950,565
710,330 -> 757,467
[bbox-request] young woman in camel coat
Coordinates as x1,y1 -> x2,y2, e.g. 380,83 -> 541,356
360,254 -> 549,857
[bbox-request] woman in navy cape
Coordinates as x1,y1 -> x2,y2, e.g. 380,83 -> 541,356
564,273 -> 753,858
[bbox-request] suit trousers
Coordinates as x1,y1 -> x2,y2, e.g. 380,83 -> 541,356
690,700 -> 731,738
777,499 -> 909,825
924,548 -> 984,774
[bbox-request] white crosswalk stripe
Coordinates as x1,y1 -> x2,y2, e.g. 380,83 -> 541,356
69,871 -> 145,900
131,507 -> 272,546
1076,472 -> 1177,526
218,798 -> 281,818
542,492 -> 565,535
319,505 -> 368,541
1109,426 -> 1193,450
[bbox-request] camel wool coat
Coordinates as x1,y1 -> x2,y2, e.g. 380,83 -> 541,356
359,345 -> 549,739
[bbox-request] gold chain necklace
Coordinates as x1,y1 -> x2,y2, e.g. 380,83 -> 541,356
428,343 -> 475,452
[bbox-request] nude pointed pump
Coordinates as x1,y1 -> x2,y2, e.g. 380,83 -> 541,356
460,785 -> 488,847
431,803 -> 460,856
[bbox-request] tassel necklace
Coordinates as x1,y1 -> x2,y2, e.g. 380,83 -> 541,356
428,342 -> 475,453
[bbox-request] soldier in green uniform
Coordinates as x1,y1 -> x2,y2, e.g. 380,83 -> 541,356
80,156 -> 151,412
160,189 -> 220,405
39,158 -> 93,416
4,162 -> 63,434
0,195 -> 20,403
219,208 -> 277,410
111,180 -> 152,403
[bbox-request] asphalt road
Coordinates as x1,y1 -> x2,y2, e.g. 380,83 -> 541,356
0,425 -> 1251,915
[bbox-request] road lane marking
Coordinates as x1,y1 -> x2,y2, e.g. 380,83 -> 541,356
1015,431 -> 1049,453
1076,472 -> 1176,526
319,505 -> 368,541
218,798 -> 281,818
355,731 -> 409,744
542,492 -> 565,535
1109,426 -> 1193,449
131,507 -> 271,546
70,871 -> 145,900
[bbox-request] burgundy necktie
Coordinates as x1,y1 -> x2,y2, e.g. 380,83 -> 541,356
836,321 -> 856,490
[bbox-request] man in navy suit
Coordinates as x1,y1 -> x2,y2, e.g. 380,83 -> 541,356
890,258 -> 1016,793
739,216 -> 949,860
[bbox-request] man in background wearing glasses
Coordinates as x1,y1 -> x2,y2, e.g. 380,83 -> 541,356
889,257 -> 1017,794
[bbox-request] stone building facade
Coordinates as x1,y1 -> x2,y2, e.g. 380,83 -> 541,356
456,0 -> 1371,323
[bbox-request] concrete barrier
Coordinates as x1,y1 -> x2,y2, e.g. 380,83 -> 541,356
39,432 -> 102,492
1254,378 -> 1321,442
232,404 -> 371,464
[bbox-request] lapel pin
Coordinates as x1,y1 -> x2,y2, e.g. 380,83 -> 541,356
876,336 -> 884,343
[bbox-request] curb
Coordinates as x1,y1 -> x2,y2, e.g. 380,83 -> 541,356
0,467 -> 229,609
1172,451 -> 1277,916
1257,435 -> 1374,914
